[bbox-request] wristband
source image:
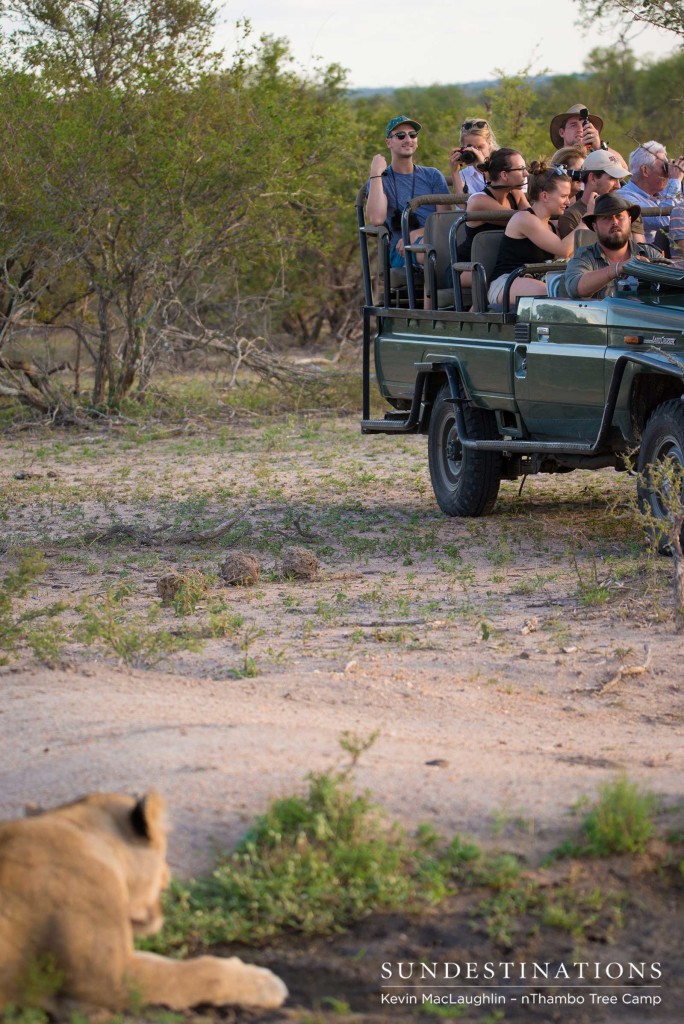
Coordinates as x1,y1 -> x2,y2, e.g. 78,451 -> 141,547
614,262 -> 621,280
370,174 -> 384,179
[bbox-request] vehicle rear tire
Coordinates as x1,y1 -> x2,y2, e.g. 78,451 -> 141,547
637,398 -> 684,555
428,381 -> 502,517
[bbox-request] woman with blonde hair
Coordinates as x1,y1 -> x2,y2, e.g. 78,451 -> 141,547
449,116 -> 499,195
487,161 -> 574,304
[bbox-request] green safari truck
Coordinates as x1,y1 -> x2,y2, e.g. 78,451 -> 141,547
358,217 -> 684,548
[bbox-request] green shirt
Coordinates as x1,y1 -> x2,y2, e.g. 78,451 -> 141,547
565,240 -> 662,299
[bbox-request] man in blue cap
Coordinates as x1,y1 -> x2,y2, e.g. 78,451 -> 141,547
366,115 -> 449,268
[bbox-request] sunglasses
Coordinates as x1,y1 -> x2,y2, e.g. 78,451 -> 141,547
462,119 -> 488,130
391,131 -> 418,140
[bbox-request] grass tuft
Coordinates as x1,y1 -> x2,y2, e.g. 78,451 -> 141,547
581,776 -> 657,856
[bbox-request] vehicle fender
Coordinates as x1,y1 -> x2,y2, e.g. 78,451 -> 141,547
414,360 -> 470,433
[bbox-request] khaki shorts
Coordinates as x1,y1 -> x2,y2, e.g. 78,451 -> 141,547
487,274 -> 508,305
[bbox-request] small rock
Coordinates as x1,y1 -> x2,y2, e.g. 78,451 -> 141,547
280,545 -> 320,580
425,759 -> 449,768
219,552 -> 260,586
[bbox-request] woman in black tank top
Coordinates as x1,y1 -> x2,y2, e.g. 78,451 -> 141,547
488,161 -> 575,304
456,149 -> 529,285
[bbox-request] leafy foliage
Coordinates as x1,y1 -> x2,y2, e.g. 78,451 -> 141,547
0,2 -> 683,423
146,770 -> 475,952
575,0 -> 684,39
2,0 -> 220,90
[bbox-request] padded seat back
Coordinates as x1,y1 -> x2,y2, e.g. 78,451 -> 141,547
469,230 -> 505,311
573,227 -> 597,249
423,211 -> 462,293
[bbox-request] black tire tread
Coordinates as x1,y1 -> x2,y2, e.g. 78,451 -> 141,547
428,381 -> 502,517
636,398 -> 684,554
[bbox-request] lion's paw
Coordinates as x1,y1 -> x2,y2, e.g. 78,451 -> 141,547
243,965 -> 288,1008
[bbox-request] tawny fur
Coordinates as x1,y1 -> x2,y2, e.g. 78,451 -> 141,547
0,791 -> 287,1011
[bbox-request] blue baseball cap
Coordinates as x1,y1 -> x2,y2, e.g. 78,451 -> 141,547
386,115 -> 422,137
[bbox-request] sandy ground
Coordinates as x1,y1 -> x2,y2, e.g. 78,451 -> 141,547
1,413 -> 683,1021
1,415 -> 683,871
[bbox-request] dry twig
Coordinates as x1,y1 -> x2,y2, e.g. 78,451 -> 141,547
596,644 -> 652,694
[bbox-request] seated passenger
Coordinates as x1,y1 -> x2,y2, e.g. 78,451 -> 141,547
487,162 -> 574,305
557,149 -> 629,238
456,148 -> 530,286
551,146 -> 586,204
449,117 -> 499,196
564,193 -> 662,300
367,115 -> 450,269
619,140 -> 684,245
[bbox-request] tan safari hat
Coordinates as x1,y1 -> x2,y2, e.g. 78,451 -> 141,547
550,103 -> 604,149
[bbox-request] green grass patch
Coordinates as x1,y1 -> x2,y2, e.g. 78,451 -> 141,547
0,552 -> 68,665
580,776 -> 657,855
146,770 -> 478,955
144,767 -> 645,962
551,776 -> 658,859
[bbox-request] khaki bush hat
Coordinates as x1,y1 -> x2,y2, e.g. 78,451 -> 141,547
550,103 -> 604,149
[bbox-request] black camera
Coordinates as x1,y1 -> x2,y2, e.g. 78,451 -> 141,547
567,168 -> 583,182
458,147 -> 480,165
579,107 -> 590,126
390,210 -> 420,233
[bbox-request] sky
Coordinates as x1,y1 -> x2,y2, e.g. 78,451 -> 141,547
217,0 -> 680,89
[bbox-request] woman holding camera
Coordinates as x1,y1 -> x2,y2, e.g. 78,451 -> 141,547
449,117 -> 498,195
487,161 -> 574,304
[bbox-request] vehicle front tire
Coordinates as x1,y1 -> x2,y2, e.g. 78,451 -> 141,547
428,381 -> 502,517
637,398 -> 684,555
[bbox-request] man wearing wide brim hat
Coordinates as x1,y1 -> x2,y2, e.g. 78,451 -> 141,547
550,103 -> 604,152
565,193 -> 662,300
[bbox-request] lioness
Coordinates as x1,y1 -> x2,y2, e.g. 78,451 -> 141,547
0,791 -> 288,1011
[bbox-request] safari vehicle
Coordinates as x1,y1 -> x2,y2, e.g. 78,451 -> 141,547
356,190 -> 684,547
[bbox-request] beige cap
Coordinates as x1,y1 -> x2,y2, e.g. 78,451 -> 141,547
582,149 -> 629,178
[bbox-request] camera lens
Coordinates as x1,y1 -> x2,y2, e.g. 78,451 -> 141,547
461,149 -> 479,165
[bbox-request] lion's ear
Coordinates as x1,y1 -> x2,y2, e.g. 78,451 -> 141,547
130,790 -> 166,844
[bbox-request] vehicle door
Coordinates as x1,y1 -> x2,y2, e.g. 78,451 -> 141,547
514,298 -> 608,441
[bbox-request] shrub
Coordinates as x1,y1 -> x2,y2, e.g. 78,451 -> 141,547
580,776 -> 657,856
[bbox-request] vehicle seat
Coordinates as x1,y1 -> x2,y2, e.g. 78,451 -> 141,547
573,227 -> 597,249
422,211 -> 470,309
469,230 -> 505,312
546,271 -> 569,297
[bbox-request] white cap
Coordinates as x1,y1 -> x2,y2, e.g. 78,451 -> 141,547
582,150 -> 629,178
